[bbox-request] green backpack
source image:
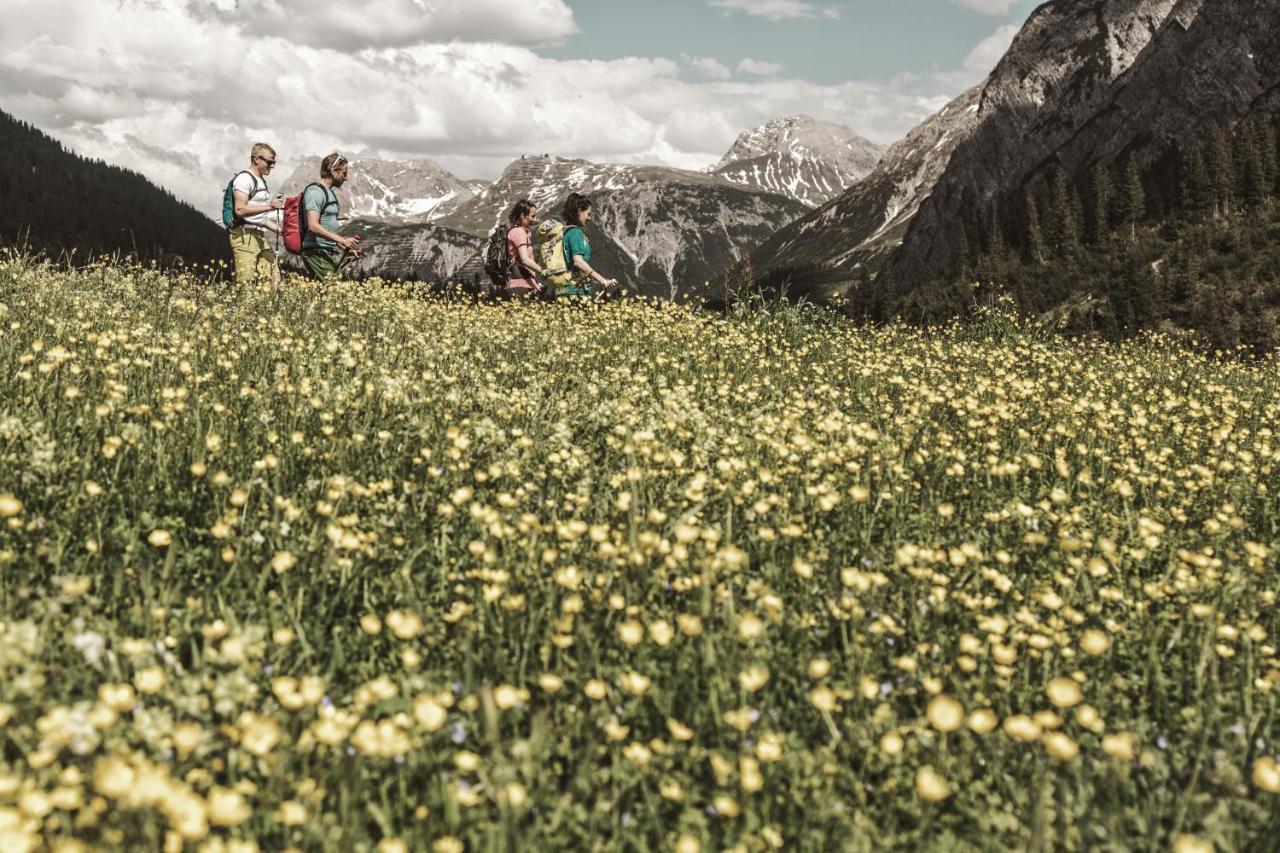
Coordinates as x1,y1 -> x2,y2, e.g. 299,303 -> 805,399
535,219 -> 575,288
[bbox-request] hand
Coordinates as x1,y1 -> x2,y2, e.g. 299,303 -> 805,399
270,195 -> 285,210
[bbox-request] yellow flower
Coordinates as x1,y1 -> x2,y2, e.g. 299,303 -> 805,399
134,667 -> 166,694
537,674 -> 564,693
1046,677 -> 1083,708
277,800 -> 308,826
207,787 -> 250,827
675,835 -> 702,853
915,767 -> 950,802
413,697 -> 448,732
147,529 -> 172,548
617,619 -> 645,645
386,610 -> 423,640
808,658 -> 831,679
880,731 -> 905,756
739,665 -> 770,693
1002,715 -> 1042,743
98,683 -> 137,713
493,684 -> 525,709
1101,732 -> 1135,761
967,710 -> 998,735
584,679 -> 609,700
0,494 -> 22,517
927,695 -> 964,733
619,672 -> 652,697
1172,835 -> 1213,853
667,718 -> 694,741
1252,757 -> 1280,794
1080,629 -> 1111,655
808,687 -> 838,713
270,551 -> 297,573
172,722 -> 205,757
1043,732 -> 1079,761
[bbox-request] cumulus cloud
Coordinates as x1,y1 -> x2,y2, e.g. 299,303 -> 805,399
951,0 -> 1019,15
187,0 -> 579,50
684,55 -> 733,81
709,0 -> 839,21
0,0 -> 975,218
737,58 -> 783,76
963,24 -> 1020,75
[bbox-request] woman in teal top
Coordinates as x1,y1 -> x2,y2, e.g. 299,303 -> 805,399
559,193 -> 618,297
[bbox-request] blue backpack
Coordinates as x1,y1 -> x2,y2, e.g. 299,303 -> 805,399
221,171 -> 262,229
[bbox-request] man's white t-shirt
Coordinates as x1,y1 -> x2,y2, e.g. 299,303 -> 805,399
232,171 -> 276,230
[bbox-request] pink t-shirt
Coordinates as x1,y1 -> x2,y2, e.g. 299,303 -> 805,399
506,226 -> 537,291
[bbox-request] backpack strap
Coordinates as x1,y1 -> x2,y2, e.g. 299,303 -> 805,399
300,183 -> 339,239
229,170 -> 256,226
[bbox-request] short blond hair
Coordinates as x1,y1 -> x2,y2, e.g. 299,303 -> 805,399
250,142 -> 276,160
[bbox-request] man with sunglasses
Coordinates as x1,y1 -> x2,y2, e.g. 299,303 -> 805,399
229,143 -> 284,285
301,152 -> 362,281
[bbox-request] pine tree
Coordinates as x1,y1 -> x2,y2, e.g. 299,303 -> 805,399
1116,154 -> 1146,242
1088,163 -> 1113,244
1025,191 -> 1046,265
1179,144 -> 1210,218
1207,122 -> 1234,217
1239,121 -> 1269,210
1047,168 -> 1081,255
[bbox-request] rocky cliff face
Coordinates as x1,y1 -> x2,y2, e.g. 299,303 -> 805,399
750,87 -> 982,296
278,156 -> 484,224
885,0 -> 1280,288
344,220 -> 484,283
712,115 -> 884,207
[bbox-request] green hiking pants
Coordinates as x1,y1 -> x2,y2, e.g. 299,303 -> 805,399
301,248 -> 343,282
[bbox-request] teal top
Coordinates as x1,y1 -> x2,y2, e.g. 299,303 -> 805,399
302,184 -> 340,251
563,225 -> 590,271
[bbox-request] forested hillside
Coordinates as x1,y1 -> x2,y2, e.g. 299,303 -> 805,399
884,116 -> 1280,353
0,109 -> 225,266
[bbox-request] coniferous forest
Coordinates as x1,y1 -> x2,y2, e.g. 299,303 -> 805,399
0,109 -> 225,268
882,116 -> 1280,353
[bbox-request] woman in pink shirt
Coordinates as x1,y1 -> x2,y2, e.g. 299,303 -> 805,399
505,199 -> 544,295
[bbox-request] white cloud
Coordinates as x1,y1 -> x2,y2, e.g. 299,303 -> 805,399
684,55 -> 734,80
709,0 -> 839,22
737,58 -> 784,76
951,0 -> 1019,15
963,24 -> 1020,75
0,0 -> 974,219
187,0 -> 579,50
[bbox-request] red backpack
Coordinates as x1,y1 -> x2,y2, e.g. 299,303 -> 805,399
281,183 -> 333,255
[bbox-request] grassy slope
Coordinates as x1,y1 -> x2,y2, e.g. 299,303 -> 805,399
0,259 -> 1278,850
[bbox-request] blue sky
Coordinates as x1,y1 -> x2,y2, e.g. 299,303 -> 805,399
549,0 -> 1034,86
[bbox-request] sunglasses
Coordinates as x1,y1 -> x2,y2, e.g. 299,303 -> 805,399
255,155 -> 277,166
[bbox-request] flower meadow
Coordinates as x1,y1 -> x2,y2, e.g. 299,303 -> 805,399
0,256 -> 1278,853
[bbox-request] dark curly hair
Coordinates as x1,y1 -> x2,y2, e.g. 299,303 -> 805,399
507,198 -> 537,225
562,192 -> 593,227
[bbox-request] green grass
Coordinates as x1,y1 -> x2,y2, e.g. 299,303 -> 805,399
0,256 -> 1278,852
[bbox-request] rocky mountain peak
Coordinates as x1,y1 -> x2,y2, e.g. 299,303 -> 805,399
277,155 -> 485,224
712,115 -> 884,207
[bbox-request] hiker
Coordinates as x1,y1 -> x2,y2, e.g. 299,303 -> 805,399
505,199 -> 545,296
301,152 -> 362,281
227,143 -> 284,285
558,192 -> 617,297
